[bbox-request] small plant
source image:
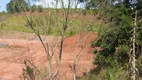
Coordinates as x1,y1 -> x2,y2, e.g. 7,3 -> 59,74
22,60 -> 35,80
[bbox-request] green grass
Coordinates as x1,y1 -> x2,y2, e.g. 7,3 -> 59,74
0,12 -> 100,37
81,67 -> 130,80
1,15 -> 33,33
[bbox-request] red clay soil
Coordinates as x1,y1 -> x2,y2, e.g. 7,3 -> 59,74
0,32 -> 98,80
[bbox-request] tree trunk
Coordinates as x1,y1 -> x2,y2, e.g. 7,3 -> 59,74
131,10 -> 137,80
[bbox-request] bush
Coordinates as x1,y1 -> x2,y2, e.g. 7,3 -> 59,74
30,5 -> 43,12
81,67 -> 129,80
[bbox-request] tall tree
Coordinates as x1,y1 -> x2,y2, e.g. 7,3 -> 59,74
7,0 -> 29,13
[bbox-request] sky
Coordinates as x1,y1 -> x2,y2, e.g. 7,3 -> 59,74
0,0 -> 85,12
0,0 -> 36,12
36,0 -> 86,8
0,0 -> 10,12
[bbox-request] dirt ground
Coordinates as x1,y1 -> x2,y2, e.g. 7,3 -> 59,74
0,31 -> 97,80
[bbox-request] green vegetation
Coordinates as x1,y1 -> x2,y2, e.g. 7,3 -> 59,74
1,0 -> 142,80
85,0 -> 142,80
31,5 -> 43,12
81,67 -> 129,80
0,12 -> 99,37
7,0 -> 29,13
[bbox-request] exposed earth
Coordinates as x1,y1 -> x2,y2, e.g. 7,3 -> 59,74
0,30 -> 97,80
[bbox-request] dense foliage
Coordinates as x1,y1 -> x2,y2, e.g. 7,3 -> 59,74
7,0 -> 29,13
92,3 -> 133,67
89,0 -> 142,79
31,5 -> 43,12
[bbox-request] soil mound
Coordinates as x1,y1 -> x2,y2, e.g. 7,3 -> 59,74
64,32 -> 98,47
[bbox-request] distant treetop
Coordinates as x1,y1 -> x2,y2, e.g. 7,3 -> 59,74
7,0 -> 29,13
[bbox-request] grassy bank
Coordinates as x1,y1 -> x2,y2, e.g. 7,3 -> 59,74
0,11 -> 100,37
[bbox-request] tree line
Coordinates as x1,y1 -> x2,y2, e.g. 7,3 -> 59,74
7,0 -> 43,13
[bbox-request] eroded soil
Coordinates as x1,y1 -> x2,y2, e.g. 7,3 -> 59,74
0,31 -> 97,80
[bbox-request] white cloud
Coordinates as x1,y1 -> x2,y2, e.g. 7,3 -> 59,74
113,1 -> 119,5
80,2 -> 86,9
36,0 -> 85,8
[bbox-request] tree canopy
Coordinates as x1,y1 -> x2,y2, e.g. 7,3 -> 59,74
7,0 -> 29,13
90,0 -> 142,78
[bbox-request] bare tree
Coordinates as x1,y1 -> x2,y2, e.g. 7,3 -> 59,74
21,0 -> 79,80
131,10 -> 137,80
17,0 -> 96,80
